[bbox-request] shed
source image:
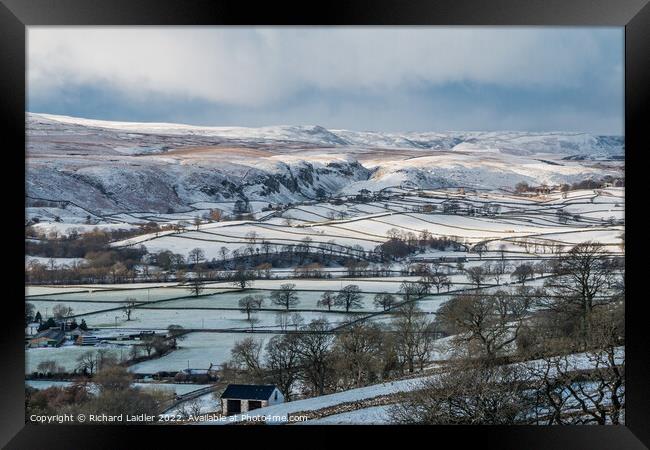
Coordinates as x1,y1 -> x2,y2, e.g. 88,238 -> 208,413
27,329 -> 65,348
179,365 -> 218,381
66,329 -> 93,345
220,384 -> 284,416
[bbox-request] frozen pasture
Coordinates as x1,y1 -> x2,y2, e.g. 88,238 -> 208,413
128,332 -> 275,374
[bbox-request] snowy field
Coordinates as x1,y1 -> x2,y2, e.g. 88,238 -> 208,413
81,307 -> 347,330
108,188 -> 624,260
25,114 -> 625,425
26,286 -> 97,297
26,345 -> 133,374
25,187 -> 623,392
144,290 -> 380,311
28,286 -> 224,304
128,332 -> 275,374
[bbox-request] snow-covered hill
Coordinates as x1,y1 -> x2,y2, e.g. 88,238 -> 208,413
26,113 -> 624,216
29,113 -> 624,156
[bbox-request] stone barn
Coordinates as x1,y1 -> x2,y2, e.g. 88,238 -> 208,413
220,384 -> 284,416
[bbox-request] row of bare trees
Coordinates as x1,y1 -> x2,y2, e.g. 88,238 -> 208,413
391,304 -> 624,425
225,297 -> 437,400
392,241 -> 625,424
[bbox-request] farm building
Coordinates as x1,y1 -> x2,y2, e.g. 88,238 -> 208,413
68,328 -> 88,340
220,384 -> 284,416
75,332 -> 100,346
177,364 -> 218,382
27,329 -> 65,348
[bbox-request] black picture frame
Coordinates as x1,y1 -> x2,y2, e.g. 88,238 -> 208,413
1,0 -> 648,448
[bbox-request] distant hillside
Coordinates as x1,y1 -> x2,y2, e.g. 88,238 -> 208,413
26,113 -> 624,215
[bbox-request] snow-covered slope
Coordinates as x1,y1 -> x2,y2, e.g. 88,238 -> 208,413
199,347 -> 623,425
26,113 -> 624,216
29,113 -> 624,156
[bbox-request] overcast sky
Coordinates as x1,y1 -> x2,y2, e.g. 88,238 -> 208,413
27,27 -> 624,134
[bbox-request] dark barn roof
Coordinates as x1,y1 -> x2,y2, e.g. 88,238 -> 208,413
220,384 -> 278,400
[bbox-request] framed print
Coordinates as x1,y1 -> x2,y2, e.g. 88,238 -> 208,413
1,0 -> 649,448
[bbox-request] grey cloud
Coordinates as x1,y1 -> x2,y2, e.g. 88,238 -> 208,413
28,27 -> 621,107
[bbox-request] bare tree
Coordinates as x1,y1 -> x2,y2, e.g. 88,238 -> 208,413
187,270 -> 206,297
238,294 -> 264,321
471,242 -> 488,259
544,241 -> 614,346
511,263 -> 534,284
231,268 -> 254,289
219,247 -> 230,263
245,231 -> 259,246
333,321 -> 383,388
230,337 -> 264,381
188,248 -> 205,266
167,324 -> 185,348
392,302 -> 433,373
52,304 -> 74,320
527,310 -> 624,425
178,398 -> 203,419
373,292 -> 397,311
76,351 -> 98,376
466,266 -> 488,288
317,291 -> 336,311
533,261 -> 549,277
261,240 -> 273,258
37,360 -> 58,376
399,281 -> 428,302
275,311 -> 290,332
491,258 -> 508,285
25,302 -> 35,325
248,316 -> 260,331
390,361 -> 532,424
289,312 -> 304,331
335,284 -> 363,312
296,319 -> 335,396
122,298 -> 137,321
270,283 -> 300,310
436,290 -> 530,359
426,272 -> 452,293
264,334 -> 301,401
95,348 -> 118,372
129,345 -> 141,361
140,334 -> 168,357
